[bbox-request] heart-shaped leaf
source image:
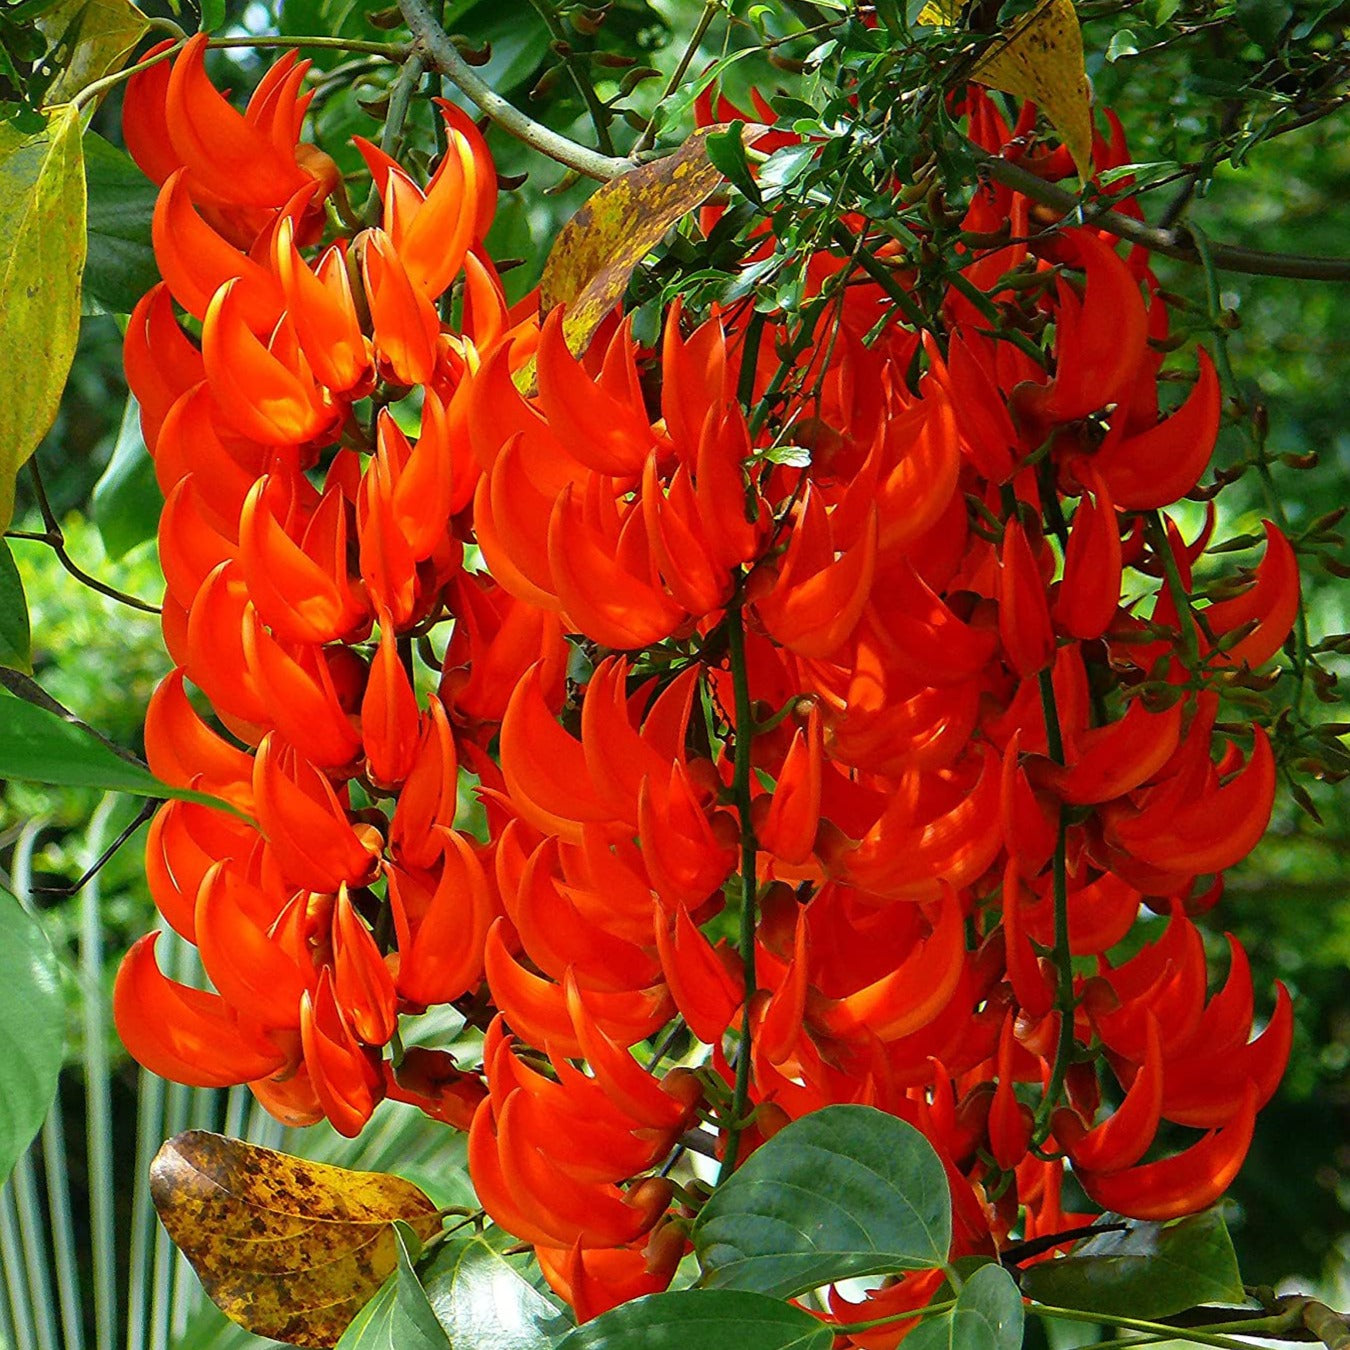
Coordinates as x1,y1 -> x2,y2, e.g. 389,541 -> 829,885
1021,1210 -> 1244,1318
694,1105 -> 951,1299
151,1131 -> 443,1348
907,1262 -> 1024,1350
558,1289 -> 834,1350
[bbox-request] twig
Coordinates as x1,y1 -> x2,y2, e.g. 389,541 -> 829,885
398,0 -> 632,180
631,0 -> 723,156
979,154 -> 1350,281
525,0 -> 616,156
29,800 -> 157,896
21,462 -> 161,615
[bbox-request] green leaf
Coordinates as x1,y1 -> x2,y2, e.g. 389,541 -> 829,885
1105,28 -> 1138,61
423,1236 -> 572,1350
196,0 -> 226,33
0,682 -> 244,815
0,538 -> 32,672
337,1223 -> 451,1349
91,394 -> 161,558
0,891 -> 64,1185
705,122 -> 762,205
1020,1210 -> 1245,1319
36,0 -> 149,102
907,1264 -> 1024,1350
0,103 -> 86,534
82,130 -> 158,315
693,1105 -> 952,1299
558,1289 -> 834,1350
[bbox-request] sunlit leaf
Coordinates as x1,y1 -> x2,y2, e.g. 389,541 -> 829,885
0,683 -> 240,817
1021,1210 -> 1245,1318
0,538 -> 32,672
423,1235 -> 571,1349
919,0 -> 1092,178
337,1222 -> 450,1350
0,891 -> 63,1185
0,103 -> 86,534
37,0 -> 149,103
150,1131 -> 444,1349
693,1105 -> 951,1299
537,125 -> 749,361
559,1289 -> 833,1350
907,1263 -> 1024,1350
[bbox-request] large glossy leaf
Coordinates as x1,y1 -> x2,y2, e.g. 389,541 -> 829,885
151,1131 -> 444,1348
0,891 -> 64,1185
0,683 -> 226,811
0,103 -> 86,533
36,0 -> 148,102
91,393 -> 160,557
336,1223 -> 450,1350
423,1235 -> 571,1350
558,1289 -> 834,1350
906,1263 -> 1024,1350
693,1105 -> 951,1299
1021,1210 -> 1244,1318
0,538 -> 32,672
82,130 -> 158,315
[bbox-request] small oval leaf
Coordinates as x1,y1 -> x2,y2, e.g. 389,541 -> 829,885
0,538 -> 32,672
907,1263 -> 1024,1350
558,1289 -> 834,1350
0,891 -> 64,1185
693,1105 -> 952,1299
0,103 -> 86,533
151,1131 -> 443,1348
1020,1210 -> 1244,1319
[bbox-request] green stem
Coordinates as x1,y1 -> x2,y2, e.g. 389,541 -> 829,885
1033,1304 -> 1275,1350
525,0 -> 616,155
632,0 -> 722,155
1145,509 -> 1202,672
72,34 -> 406,109
1032,668 -> 1075,1138
831,1298 -> 960,1336
716,597 -> 760,1186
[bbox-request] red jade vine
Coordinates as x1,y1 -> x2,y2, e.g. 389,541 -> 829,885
113,32 -> 1299,1339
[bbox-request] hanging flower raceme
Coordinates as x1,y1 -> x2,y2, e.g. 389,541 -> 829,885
113,41 -> 1304,1332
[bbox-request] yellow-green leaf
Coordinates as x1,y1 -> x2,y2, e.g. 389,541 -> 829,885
920,0 -> 1093,179
37,0 -> 150,104
974,0 -> 1092,178
150,1131 -> 443,1349
0,104 -> 86,534
537,125 -> 743,361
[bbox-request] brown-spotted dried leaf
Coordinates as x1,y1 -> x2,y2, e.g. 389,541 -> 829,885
151,1130 -> 442,1349
538,124 -> 748,360
920,0 -> 1093,179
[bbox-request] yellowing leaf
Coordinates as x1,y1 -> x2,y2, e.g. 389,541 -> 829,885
974,0 -> 1092,178
538,125 -> 741,360
919,0 -> 1093,180
37,0 -> 151,104
150,1131 -> 443,1349
0,104 -> 86,534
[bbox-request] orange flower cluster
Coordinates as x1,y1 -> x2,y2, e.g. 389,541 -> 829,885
115,43 -> 1299,1331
